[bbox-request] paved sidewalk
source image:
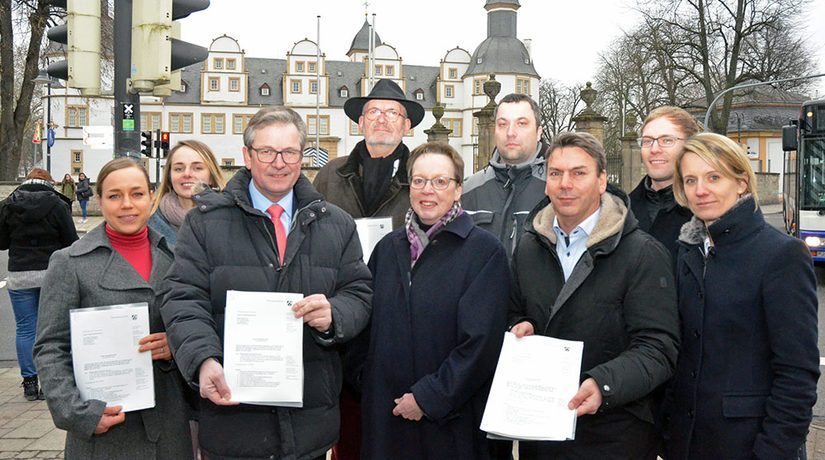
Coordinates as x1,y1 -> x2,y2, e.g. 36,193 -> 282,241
0,368 -> 64,459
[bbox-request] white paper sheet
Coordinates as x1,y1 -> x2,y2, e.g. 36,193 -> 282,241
223,290 -> 304,407
481,332 -> 584,441
354,217 -> 393,262
69,302 -> 154,412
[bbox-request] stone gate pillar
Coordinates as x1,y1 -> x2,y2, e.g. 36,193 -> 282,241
571,82 -> 607,144
425,104 -> 452,142
473,74 -> 501,172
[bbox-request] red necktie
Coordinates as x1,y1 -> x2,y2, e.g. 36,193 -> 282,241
267,204 -> 287,266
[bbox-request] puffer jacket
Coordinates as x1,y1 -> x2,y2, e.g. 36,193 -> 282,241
461,141 -> 548,256
509,185 -> 679,458
161,168 -> 372,460
0,179 -> 78,272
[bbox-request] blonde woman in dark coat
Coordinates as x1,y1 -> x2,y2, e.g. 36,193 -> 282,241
34,159 -> 192,459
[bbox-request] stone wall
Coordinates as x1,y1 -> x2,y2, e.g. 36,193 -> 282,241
755,172 -> 779,205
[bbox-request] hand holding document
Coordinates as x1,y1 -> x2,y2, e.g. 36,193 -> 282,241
223,290 -> 304,407
69,302 -> 154,412
354,217 -> 393,262
481,332 -> 584,441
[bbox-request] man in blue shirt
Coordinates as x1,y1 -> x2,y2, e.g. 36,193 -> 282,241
508,132 -> 679,459
162,106 -> 372,460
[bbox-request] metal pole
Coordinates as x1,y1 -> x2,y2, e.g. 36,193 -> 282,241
315,15 -> 320,162
114,0 -> 141,159
46,70 -> 52,173
703,73 -> 825,132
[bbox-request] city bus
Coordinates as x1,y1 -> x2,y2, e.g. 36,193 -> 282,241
782,98 -> 825,262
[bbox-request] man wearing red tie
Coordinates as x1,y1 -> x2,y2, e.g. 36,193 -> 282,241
161,106 -> 372,460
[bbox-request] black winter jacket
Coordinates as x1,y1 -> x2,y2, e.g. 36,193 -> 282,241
628,177 -> 692,262
161,168 -> 372,460
462,142 -> 548,257
0,180 -> 78,272
509,186 -> 680,458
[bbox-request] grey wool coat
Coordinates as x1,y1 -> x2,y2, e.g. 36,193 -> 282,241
33,224 -> 192,460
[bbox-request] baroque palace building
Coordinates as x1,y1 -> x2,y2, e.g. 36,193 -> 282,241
40,0 -> 539,181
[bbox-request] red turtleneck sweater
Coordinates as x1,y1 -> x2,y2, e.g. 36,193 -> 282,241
105,225 -> 152,282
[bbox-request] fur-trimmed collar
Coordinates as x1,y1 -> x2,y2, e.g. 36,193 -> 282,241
678,193 -> 757,245
533,192 -> 628,248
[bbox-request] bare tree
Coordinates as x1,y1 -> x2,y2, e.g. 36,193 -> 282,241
538,79 -> 584,142
0,0 -> 56,180
637,0 -> 815,133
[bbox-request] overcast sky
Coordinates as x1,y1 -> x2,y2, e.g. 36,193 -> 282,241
180,0 -> 825,97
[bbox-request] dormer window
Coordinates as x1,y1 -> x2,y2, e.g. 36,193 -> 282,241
180,80 -> 188,93
340,87 -> 348,98
260,84 -> 270,96
415,89 -> 424,101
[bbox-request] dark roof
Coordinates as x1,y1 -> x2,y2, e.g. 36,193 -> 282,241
163,57 -> 439,110
685,87 -> 810,132
485,0 -> 520,7
246,57 -> 287,105
347,19 -> 382,55
465,36 -> 538,77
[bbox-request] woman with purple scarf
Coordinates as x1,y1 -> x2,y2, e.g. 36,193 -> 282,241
359,142 -> 511,460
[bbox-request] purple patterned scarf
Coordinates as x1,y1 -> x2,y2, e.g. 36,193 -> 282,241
405,201 -> 463,267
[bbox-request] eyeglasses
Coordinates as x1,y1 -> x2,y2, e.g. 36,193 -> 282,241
637,135 -> 685,148
364,108 -> 406,122
248,146 -> 303,164
409,176 -> 458,191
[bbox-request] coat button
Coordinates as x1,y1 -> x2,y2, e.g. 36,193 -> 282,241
693,330 -> 700,338
603,384 -> 610,392
200,205 -> 207,211
432,240 -> 439,246
309,212 -> 315,218
690,370 -> 697,378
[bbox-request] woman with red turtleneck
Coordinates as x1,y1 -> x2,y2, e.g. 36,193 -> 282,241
34,158 -> 192,459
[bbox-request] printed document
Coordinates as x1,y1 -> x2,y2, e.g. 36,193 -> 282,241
481,332 -> 583,441
223,290 -> 304,406
69,302 -> 154,412
354,217 -> 393,262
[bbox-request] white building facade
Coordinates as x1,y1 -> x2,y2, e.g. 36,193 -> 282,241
42,0 -> 539,181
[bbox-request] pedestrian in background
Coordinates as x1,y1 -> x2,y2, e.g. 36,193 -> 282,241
663,133 -> 819,459
59,174 -> 76,204
0,168 -> 78,401
359,142 -> 510,460
76,172 -> 93,223
149,140 -> 225,248
34,158 -> 192,459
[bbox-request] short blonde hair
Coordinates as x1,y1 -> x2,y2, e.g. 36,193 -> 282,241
641,106 -> 701,138
673,133 -> 758,209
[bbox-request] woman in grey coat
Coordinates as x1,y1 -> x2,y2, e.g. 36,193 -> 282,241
33,158 -> 192,459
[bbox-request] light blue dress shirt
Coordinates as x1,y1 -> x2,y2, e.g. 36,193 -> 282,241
249,179 -> 294,235
553,207 -> 601,281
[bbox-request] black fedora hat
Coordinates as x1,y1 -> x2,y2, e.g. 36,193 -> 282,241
344,79 -> 425,128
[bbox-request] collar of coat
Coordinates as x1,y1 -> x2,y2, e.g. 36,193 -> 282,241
337,139 -> 410,185
488,140 -> 548,182
678,194 -> 761,246
68,223 -> 171,258
194,167 -> 323,216
528,184 -> 635,253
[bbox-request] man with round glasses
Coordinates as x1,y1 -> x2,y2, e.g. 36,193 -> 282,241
161,106 -> 372,460
314,79 -> 425,230
629,106 -> 699,259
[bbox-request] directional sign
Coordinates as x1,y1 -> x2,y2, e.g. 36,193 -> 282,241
47,128 -> 55,147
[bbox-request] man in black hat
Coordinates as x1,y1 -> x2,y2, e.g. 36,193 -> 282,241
314,80 -> 423,460
314,78 -> 424,230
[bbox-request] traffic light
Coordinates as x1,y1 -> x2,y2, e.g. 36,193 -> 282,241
46,0 -> 101,95
160,132 -> 171,157
131,0 -> 210,93
140,131 -> 153,157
